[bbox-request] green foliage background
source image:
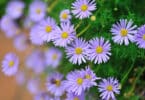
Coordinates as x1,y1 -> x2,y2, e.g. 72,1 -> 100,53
0,0 -> 145,100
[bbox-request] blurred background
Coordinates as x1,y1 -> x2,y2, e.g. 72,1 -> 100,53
0,31 -> 32,100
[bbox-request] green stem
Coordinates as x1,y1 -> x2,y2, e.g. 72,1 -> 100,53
47,0 -> 58,13
75,20 -> 82,30
121,61 -> 135,86
129,67 -> 145,93
77,24 -> 91,37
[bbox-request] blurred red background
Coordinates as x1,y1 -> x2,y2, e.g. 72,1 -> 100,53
0,31 -> 32,100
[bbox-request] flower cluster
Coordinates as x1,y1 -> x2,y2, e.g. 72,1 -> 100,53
0,0 -> 145,99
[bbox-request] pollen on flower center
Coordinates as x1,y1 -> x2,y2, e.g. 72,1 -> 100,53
9,61 -> 14,67
85,74 -> 91,79
77,78 -> 83,85
74,97 -> 79,100
61,32 -> 69,39
142,34 -> 145,40
36,8 -> 41,14
45,26 -> 52,33
120,29 -> 128,37
81,4 -> 88,11
75,47 -> 83,55
96,46 -> 103,54
107,85 -> 113,91
52,54 -> 58,60
62,13 -> 68,19
55,79 -> 61,86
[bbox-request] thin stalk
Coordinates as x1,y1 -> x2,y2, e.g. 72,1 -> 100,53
121,61 -> 135,86
75,20 -> 82,30
77,23 -> 91,37
129,67 -> 145,94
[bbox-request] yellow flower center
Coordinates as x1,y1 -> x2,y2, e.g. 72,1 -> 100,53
45,26 -> 52,33
96,46 -> 103,54
62,13 -> 68,19
9,61 -> 14,67
107,85 -> 113,91
74,97 -> 79,100
120,29 -> 128,37
75,47 -> 83,55
52,54 -> 58,60
61,32 -> 69,39
85,74 -> 91,79
142,34 -> 145,40
36,8 -> 41,14
77,78 -> 83,85
55,79 -> 61,86
81,4 -> 88,11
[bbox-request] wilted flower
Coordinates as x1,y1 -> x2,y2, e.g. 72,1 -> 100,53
46,72 -> 65,97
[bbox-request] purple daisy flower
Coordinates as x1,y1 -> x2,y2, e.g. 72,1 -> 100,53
45,47 -> 62,68
64,70 -> 87,95
0,15 -> 14,32
46,72 -> 65,97
1,53 -> 19,76
29,1 -> 46,22
66,92 -> 85,100
72,0 -> 96,19
5,23 -> 20,38
111,19 -> 137,45
23,17 -> 34,29
135,25 -> 145,48
98,77 -> 120,100
13,34 -> 28,51
88,37 -> 111,64
65,38 -> 89,65
34,91 -> 51,100
25,49 -> 46,75
38,17 -> 57,42
30,25 -> 44,46
60,9 -> 71,22
15,71 -> 25,85
6,1 -> 25,19
81,66 -> 100,89
27,78 -> 40,94
53,22 -> 76,47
